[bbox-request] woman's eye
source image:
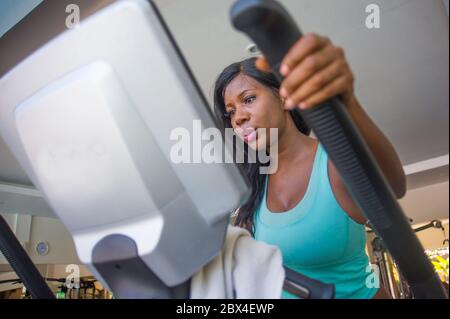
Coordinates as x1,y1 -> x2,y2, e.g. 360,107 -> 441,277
244,96 -> 256,104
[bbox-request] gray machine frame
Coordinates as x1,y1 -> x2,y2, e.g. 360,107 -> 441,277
0,0 -> 250,298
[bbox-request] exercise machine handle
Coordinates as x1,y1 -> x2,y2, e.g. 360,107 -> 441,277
230,0 -> 447,299
0,215 -> 55,299
284,266 -> 335,299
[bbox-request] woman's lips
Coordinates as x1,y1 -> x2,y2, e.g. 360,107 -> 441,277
244,130 -> 257,143
235,127 -> 258,144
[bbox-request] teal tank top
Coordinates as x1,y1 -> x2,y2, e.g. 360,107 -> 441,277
254,143 -> 379,299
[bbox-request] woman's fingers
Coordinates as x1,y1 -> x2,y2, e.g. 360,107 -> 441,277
298,74 -> 354,109
257,32 -> 354,110
280,33 -> 330,76
280,44 -> 338,98
284,59 -> 348,109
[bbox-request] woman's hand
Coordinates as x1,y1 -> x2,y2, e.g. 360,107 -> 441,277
256,33 -> 355,110
256,33 -> 406,198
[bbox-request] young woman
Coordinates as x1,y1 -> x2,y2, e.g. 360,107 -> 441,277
213,33 -> 406,299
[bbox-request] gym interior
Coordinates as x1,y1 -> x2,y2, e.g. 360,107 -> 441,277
0,0 -> 448,300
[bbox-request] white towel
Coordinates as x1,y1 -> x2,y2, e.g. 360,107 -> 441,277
190,225 -> 285,299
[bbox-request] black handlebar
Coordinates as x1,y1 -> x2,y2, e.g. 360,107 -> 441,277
230,0 -> 447,299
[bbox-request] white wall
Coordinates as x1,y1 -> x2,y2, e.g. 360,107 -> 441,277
399,181 -> 449,224
0,215 -> 80,265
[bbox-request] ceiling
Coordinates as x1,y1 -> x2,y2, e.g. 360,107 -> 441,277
152,0 -> 449,166
0,0 -> 448,222
0,0 -> 42,37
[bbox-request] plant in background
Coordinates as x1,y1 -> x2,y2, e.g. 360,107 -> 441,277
431,255 -> 449,283
425,247 -> 449,284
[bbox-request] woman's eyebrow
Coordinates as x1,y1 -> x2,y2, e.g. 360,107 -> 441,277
225,89 -> 255,108
238,89 -> 254,99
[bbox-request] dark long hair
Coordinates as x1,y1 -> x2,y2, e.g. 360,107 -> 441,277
213,57 -> 310,236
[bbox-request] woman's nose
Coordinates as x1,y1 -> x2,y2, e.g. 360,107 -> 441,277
233,107 -> 249,126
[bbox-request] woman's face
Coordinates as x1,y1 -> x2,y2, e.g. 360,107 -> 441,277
223,73 -> 287,150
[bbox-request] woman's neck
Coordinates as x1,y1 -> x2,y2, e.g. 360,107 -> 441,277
273,115 -> 315,172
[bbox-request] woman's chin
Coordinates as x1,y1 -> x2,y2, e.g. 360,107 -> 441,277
248,138 -> 268,152
247,141 -> 258,151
